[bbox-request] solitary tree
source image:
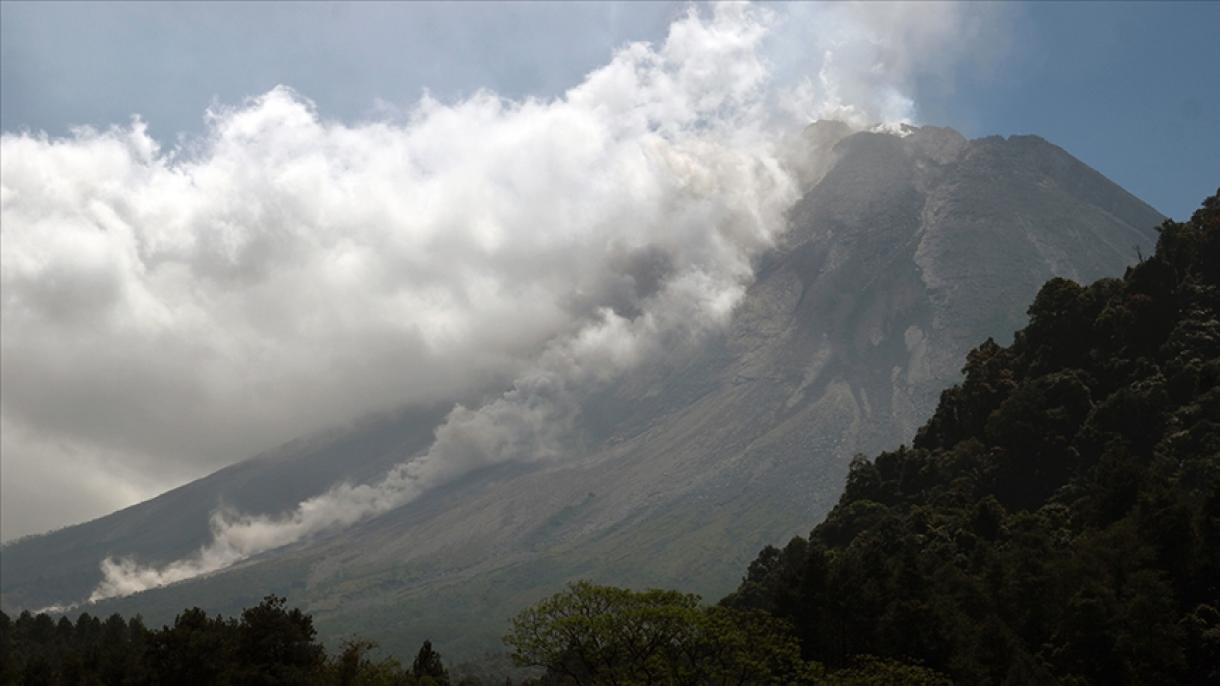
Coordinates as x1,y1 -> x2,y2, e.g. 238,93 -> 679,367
412,639 -> 450,685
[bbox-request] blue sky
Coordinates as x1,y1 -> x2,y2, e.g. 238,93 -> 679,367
921,1 -> 1220,220
2,1 -> 1217,217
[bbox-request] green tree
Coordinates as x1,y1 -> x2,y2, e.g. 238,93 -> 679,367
235,594 -> 327,685
726,190 -> 1220,685
411,640 -> 450,685
506,580 -> 815,685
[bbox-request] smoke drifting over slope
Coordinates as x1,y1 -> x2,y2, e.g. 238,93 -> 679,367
0,3 -> 1004,599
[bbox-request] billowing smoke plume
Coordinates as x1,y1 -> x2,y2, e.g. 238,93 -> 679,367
769,2 -> 1008,127
1,2 -> 1005,600
90,269 -> 766,602
61,3 -> 800,602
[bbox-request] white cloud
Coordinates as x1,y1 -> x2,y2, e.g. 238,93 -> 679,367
0,2 -> 1005,597
766,1 -> 1008,127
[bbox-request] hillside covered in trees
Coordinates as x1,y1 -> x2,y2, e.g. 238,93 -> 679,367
725,191 -> 1220,684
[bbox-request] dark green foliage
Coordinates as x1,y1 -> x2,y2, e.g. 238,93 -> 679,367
725,191 -> 1220,685
411,640 -> 449,685
146,607 -> 233,685
504,580 -> 817,685
235,595 -> 327,685
502,580 -> 955,685
0,596 -> 448,685
820,655 -> 953,686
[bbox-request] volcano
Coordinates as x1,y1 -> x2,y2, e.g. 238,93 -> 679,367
0,122 -> 1163,662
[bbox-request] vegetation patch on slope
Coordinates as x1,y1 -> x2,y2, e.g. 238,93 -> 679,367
724,191 -> 1220,684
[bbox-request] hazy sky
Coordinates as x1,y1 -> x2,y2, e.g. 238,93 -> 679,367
4,2 -> 1217,217
1,1 -> 1217,542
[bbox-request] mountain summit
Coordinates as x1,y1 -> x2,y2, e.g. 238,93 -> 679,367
1,123 -> 1163,660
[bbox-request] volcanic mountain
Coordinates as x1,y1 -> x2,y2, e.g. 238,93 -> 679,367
0,123 -> 1163,661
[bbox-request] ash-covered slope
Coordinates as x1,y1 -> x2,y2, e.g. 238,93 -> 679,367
1,124 -> 1162,660
0,404 -> 451,611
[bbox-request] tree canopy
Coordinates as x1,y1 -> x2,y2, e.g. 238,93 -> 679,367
0,595 -> 464,686
504,580 -> 814,685
724,190 -> 1220,685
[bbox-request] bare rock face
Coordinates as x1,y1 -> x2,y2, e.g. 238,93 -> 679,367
1,124 -> 1163,662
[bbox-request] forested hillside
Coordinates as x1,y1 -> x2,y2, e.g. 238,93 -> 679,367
725,191 -> 1220,684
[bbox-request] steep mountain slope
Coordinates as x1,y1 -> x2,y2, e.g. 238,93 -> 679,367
1,124 -> 1163,661
725,192 -> 1220,685
0,404 -> 452,610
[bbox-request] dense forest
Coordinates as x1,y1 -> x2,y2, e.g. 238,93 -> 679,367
2,191 -> 1216,685
724,190 -> 1220,684
0,595 -> 460,685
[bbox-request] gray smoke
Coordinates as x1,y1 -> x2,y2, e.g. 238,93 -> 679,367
0,2 -> 1006,598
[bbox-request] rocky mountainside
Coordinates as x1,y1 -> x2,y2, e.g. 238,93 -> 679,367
0,123 -> 1163,661
723,192 -> 1219,685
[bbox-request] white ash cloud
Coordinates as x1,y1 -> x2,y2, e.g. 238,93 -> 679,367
0,2 -> 1005,597
89,281 -> 739,601
81,3 -> 798,601
768,1 -> 1011,128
